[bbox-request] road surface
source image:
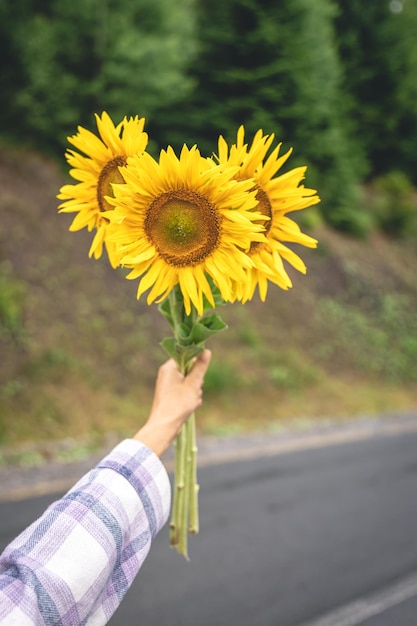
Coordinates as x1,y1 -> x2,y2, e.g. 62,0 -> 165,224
1,416 -> 417,625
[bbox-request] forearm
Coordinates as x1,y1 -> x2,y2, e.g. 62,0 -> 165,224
0,440 -> 171,626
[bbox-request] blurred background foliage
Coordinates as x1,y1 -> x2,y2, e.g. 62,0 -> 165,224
0,0 -> 417,454
1,0 -> 417,236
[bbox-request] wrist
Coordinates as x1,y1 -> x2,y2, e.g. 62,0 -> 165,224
133,423 -> 173,458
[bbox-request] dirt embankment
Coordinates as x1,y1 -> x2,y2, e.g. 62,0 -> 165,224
0,146 -> 416,453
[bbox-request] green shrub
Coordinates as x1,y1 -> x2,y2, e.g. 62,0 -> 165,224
203,360 -> 242,394
370,171 -> 417,238
25,349 -> 72,382
0,266 -> 26,343
268,351 -> 321,391
316,294 -> 417,382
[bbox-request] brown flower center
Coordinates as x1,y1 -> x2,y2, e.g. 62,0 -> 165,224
250,187 -> 272,253
144,189 -> 220,266
97,156 -> 127,213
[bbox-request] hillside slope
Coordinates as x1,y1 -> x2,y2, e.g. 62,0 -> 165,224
0,147 -> 416,451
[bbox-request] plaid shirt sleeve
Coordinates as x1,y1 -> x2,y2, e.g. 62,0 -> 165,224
0,439 -> 171,626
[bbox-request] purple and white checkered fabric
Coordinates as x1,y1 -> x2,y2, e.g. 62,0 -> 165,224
0,439 -> 171,625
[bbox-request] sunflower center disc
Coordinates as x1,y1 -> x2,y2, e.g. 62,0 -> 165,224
145,189 -> 220,266
250,186 -> 272,252
97,156 -> 126,212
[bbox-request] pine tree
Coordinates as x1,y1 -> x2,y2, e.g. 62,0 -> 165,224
0,0 -> 197,154
154,0 -> 364,232
335,0 -> 417,182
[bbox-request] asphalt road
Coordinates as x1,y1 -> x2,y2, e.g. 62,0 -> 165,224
1,419 -> 417,626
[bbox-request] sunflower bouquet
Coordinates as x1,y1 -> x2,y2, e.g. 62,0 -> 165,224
58,112 -> 319,557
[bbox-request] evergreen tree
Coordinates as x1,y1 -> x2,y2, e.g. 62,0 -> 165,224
335,0 -> 417,182
154,0 -> 365,232
97,0 -> 197,127
0,0 -> 197,154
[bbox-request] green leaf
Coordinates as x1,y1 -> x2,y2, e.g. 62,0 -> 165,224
188,314 -> 228,343
178,322 -> 192,342
160,337 -> 178,360
160,337 -> 204,366
202,313 -> 228,332
158,298 -> 174,326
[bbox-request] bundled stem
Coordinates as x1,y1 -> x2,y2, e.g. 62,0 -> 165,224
169,415 -> 199,557
160,284 -> 227,558
166,292 -> 200,558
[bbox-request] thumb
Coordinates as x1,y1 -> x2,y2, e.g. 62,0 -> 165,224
186,349 -> 212,384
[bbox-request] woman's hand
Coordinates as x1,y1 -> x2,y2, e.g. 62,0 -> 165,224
133,350 -> 212,457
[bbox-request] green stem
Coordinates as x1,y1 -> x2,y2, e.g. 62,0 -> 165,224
179,419 -> 190,556
188,412 -> 199,534
167,288 -> 201,558
169,429 -> 184,547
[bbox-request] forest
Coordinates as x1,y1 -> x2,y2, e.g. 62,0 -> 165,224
1,0 -> 417,237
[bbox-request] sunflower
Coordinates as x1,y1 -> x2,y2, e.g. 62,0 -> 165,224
215,126 -> 320,303
57,111 -> 148,267
104,144 -> 269,315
